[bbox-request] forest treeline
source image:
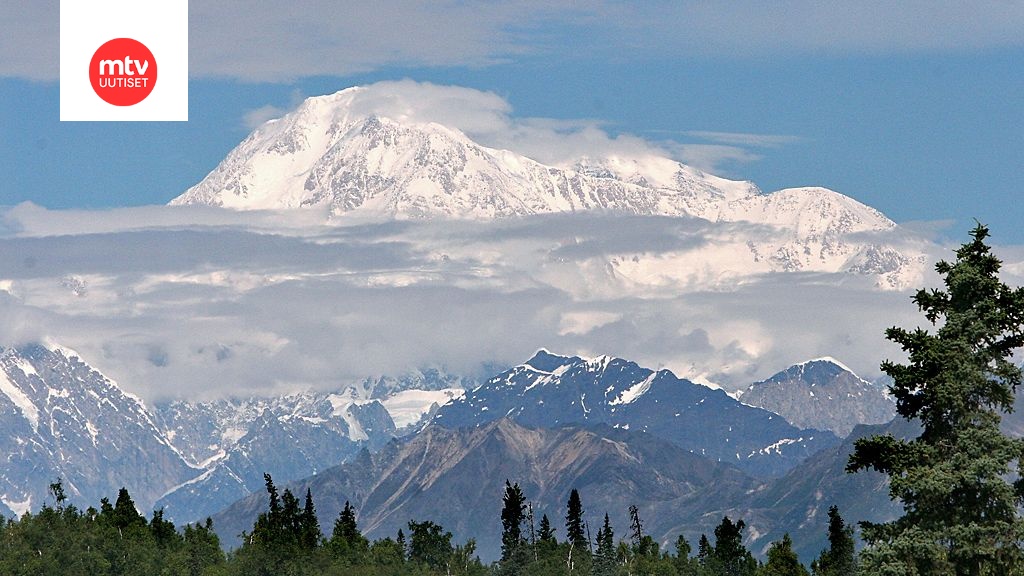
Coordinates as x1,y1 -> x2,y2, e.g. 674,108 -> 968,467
0,475 -> 853,576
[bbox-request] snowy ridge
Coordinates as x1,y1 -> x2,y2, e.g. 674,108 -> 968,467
797,356 -> 861,378
609,371 -> 658,406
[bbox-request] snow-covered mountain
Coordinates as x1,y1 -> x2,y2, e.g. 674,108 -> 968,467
171,86 -> 924,289
171,88 -> 758,218
153,392 -> 396,523
0,341 -> 468,523
738,358 -> 896,437
430,350 -> 839,478
0,343 -> 195,517
148,367 -> 477,522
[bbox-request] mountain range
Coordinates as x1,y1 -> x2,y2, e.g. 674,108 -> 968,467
430,350 -> 839,478
210,418 -> 763,560
209,416 -> 905,563
0,341 -> 898,523
0,342 -> 466,523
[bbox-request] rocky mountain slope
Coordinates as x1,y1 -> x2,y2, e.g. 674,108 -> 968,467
210,418 -> 761,560
430,350 -> 839,478
0,343 -> 195,516
739,358 -> 896,437
153,393 -> 396,523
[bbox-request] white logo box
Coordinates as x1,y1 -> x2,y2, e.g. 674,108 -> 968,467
60,0 -> 188,121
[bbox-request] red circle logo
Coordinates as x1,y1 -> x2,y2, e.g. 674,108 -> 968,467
89,38 -> 157,106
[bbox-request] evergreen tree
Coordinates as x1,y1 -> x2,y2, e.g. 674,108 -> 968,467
280,487 -> 301,543
330,500 -> 368,557
758,534 -> 809,576
299,488 -> 321,549
628,504 -> 656,558
674,535 -> 699,576
408,519 -> 453,571
251,472 -> 283,548
183,518 -> 225,576
810,506 -> 855,576
697,533 -> 712,566
592,513 -> 616,576
111,487 -> 146,531
500,480 -> 527,561
628,505 -> 643,550
709,516 -> 756,576
847,224 -> 1024,575
565,488 -> 587,550
538,513 -> 556,545
396,527 -> 407,559
149,508 -> 178,549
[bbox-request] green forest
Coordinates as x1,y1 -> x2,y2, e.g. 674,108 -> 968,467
0,475 -> 852,576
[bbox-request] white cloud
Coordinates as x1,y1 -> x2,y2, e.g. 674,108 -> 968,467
280,80 -> 717,170
684,132 -> 806,148
0,203 -> 975,404
242,105 -> 287,130
6,2 -> 1023,81
664,143 -> 764,176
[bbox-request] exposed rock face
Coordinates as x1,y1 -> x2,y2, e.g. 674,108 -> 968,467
739,358 -> 896,437
0,344 -> 195,516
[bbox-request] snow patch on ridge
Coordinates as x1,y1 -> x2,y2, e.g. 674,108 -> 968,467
800,356 -> 856,375
1,495 -> 31,517
382,388 -> 464,428
609,372 -> 657,406
0,369 -> 39,431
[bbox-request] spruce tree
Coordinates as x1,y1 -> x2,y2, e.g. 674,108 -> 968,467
710,516 -> 756,576
565,488 -> 587,550
697,534 -> 712,566
674,535 -> 699,576
592,513 -> 616,576
810,506 -> 855,576
396,527 -> 407,559
758,534 -> 809,576
111,487 -> 146,531
847,224 -> 1024,575
500,480 -> 526,561
298,488 -> 321,549
538,514 -> 556,544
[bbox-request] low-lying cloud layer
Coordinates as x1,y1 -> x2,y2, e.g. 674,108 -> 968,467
4,202 -> 1009,404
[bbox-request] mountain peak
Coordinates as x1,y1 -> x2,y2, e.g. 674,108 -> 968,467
524,349 -> 576,373
169,88 -> 776,222
742,358 -> 896,436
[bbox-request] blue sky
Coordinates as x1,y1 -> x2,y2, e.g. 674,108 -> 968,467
1,2 -> 1022,242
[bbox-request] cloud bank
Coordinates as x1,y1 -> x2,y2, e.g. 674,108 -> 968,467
1,202 -> 995,404
5,2 -> 1023,81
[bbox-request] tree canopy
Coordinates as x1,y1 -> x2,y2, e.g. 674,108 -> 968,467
848,224 -> 1024,575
